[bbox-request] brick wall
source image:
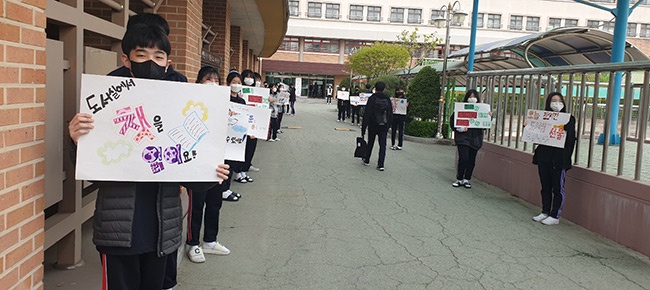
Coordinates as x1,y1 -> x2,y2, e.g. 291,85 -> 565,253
158,0 -> 204,82
0,0 -> 48,289
242,40 -> 249,70
268,51 -> 300,62
83,0 -> 111,22
230,25 -> 242,71
302,53 -> 340,64
628,38 -> 650,55
203,0 -> 230,83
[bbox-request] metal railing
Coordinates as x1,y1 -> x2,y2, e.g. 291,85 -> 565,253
465,61 -> 650,183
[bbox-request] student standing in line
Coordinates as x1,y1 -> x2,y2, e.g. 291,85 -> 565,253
326,84 -> 333,104
268,84 -> 281,141
68,24 -> 229,290
337,87 -> 347,122
185,66 -> 231,264
450,89 -> 492,189
390,88 -> 407,150
236,70 -> 257,184
289,83 -> 297,115
530,92 -> 576,225
361,82 -> 393,171
222,70 -> 245,199
350,86 -> 361,125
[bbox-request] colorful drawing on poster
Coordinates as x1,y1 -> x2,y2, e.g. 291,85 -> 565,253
522,109 -> 570,148
167,111 -> 210,151
391,98 -> 407,115
77,74 -> 230,182
337,91 -> 350,101
242,86 -> 270,108
182,100 -> 208,121
453,103 -> 492,129
358,93 -> 370,106
97,140 -> 133,165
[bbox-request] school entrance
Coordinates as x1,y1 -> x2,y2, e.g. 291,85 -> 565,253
264,72 -> 335,98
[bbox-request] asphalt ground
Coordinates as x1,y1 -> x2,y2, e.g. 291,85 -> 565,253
174,98 -> 650,290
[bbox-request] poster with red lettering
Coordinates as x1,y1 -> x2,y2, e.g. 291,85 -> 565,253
454,103 -> 492,129
77,74 -> 230,182
241,86 -> 270,108
522,109 -> 571,148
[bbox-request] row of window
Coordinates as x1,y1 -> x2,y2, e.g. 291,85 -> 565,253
278,38 -> 373,54
289,1 -> 650,36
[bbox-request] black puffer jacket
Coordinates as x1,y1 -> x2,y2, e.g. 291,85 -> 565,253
450,115 -> 484,150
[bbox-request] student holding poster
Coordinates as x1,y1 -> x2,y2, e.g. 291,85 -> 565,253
449,89 -> 490,189
390,88 -> 407,150
530,92 -> 576,226
184,66 -> 231,264
68,24 -> 229,290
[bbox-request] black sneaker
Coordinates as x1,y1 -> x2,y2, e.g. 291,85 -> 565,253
377,166 -> 385,171
362,159 -> 369,166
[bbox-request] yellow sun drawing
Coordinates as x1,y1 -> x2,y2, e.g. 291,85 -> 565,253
182,101 -> 209,121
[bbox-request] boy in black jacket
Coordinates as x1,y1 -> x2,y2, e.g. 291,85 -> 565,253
361,82 -> 393,171
68,23 -> 229,290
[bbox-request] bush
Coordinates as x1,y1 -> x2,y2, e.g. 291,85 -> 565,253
339,77 -> 351,90
371,75 -> 405,97
407,66 -> 440,122
404,120 -> 450,138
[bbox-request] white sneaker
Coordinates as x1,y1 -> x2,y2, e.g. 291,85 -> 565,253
541,217 -> 560,225
187,245 -> 205,263
249,165 -> 260,172
452,180 -> 464,187
532,213 -> 549,222
267,139 -> 276,142
202,241 -> 230,255
389,145 -> 397,150
396,146 -> 402,150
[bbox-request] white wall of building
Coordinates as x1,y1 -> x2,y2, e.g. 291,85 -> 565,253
287,0 -> 650,47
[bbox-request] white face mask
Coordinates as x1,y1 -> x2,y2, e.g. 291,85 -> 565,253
468,97 -> 478,103
244,77 -> 254,86
272,88 -> 277,93
230,84 -> 242,93
550,101 -> 564,112
255,81 -> 262,87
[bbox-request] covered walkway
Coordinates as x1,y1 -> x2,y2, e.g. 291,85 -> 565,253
169,99 -> 650,289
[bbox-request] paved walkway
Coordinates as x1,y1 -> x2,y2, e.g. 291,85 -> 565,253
175,98 -> 650,290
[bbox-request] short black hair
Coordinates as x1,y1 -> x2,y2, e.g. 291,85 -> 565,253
127,13 -> 170,36
226,71 -> 242,85
463,89 -> 480,103
365,84 -> 371,89
253,72 -> 262,80
121,23 -> 171,56
374,81 -> 386,92
241,69 -> 254,79
544,92 -> 567,112
196,66 -> 220,84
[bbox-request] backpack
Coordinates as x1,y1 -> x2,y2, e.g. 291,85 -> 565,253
374,97 -> 390,126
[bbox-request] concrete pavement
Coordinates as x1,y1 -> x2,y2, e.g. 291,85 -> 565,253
175,98 -> 650,290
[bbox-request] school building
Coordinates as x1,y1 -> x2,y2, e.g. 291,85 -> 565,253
262,0 -> 650,97
0,0 -> 287,289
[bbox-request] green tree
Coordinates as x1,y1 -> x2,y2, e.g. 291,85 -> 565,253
338,77 -> 351,89
371,75 -> 405,98
407,66 -> 440,121
396,28 -> 440,85
348,42 -> 410,80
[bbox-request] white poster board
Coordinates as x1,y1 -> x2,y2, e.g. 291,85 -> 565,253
337,91 -> 350,101
358,93 -> 370,106
76,74 -> 230,181
242,86 -> 270,108
391,98 -> 407,115
522,109 -> 571,148
453,103 -> 492,129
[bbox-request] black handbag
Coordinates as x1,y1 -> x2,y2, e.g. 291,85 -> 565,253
354,136 -> 367,158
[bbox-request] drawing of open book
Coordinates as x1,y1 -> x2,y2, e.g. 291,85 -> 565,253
167,111 -> 209,151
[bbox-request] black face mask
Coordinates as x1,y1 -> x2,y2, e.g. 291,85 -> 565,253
129,59 -> 166,79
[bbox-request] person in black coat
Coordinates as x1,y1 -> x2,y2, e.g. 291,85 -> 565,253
530,92 -> 576,225
361,82 -> 393,171
450,89 -> 489,189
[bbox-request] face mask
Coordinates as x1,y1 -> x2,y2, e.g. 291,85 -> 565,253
244,77 -> 254,86
272,88 -> 277,93
255,81 -> 262,87
468,97 -> 478,103
550,101 -> 564,112
230,84 -> 242,93
342,88 -> 346,91
130,59 -> 166,80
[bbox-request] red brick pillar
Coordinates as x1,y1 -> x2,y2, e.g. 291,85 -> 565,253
230,26 -> 242,72
0,0 -> 47,289
242,40 -> 249,70
203,0 -> 230,82
157,0 -> 204,81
